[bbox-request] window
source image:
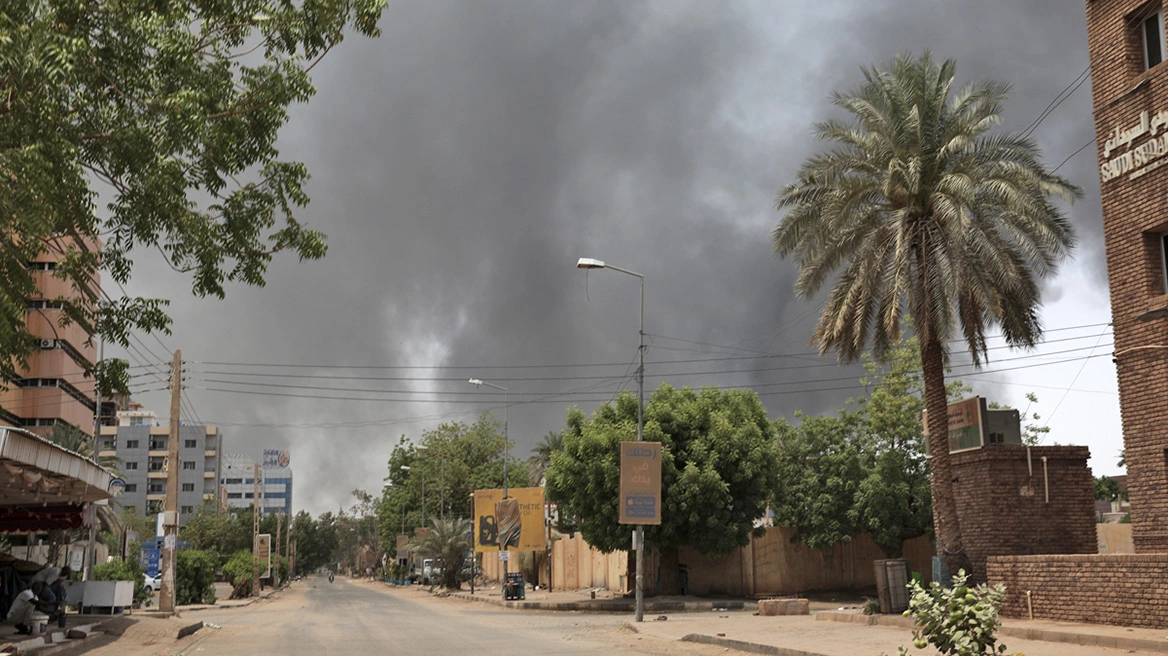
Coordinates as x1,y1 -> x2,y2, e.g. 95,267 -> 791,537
124,484 -> 137,493
181,506 -> 194,515
1146,10 -> 1166,70
149,439 -> 166,450
224,478 -> 243,485
245,493 -> 254,499
125,440 -> 139,449
148,458 -> 165,471
227,492 -> 242,499
184,439 -> 197,448
147,500 -> 163,513
182,461 -> 196,470
182,483 -> 194,492
101,440 -> 114,449
124,461 -> 138,470
148,482 -> 165,493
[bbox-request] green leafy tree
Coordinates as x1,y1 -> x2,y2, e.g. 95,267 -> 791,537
175,549 -> 218,605
1093,476 -> 1126,502
291,510 -> 339,573
527,431 -> 564,485
0,0 -> 386,390
181,505 -> 252,562
378,413 -> 530,548
93,553 -> 151,606
222,549 -> 263,599
546,384 -> 781,594
407,517 -> 472,590
773,52 -> 1079,577
900,570 -> 1008,655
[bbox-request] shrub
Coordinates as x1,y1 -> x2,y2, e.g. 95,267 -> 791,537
176,549 -> 218,605
900,570 -> 1008,656
93,555 -> 151,606
223,550 -> 262,599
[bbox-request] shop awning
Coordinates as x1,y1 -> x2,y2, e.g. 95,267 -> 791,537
0,427 -> 115,507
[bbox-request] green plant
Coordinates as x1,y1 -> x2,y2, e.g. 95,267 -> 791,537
900,570 -> 1007,655
175,549 -> 218,605
93,556 -> 151,606
863,597 -> 882,616
223,550 -> 263,599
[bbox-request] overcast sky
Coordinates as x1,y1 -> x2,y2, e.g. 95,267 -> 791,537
113,0 -> 1119,517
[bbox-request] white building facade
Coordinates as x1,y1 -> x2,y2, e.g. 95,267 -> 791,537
221,450 -> 293,516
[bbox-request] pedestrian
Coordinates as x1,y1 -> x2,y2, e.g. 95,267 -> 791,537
7,581 -> 47,635
38,567 -> 70,623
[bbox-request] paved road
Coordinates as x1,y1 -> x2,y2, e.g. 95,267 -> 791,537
83,576 -> 723,656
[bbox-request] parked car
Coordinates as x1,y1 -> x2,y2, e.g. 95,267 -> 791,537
142,572 -> 162,592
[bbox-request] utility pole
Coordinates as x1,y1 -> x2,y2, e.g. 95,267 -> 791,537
84,338 -> 104,583
253,462 -> 261,595
159,349 -> 181,614
290,539 -> 296,578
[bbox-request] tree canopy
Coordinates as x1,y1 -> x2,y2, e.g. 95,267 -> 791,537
545,384 -> 780,558
773,51 -> 1078,576
0,0 -> 386,385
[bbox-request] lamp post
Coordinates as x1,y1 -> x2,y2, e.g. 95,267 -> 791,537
400,465 -> 424,532
576,256 -> 646,623
468,378 -> 509,585
415,445 -> 445,522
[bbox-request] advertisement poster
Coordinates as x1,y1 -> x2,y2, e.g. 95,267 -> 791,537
619,441 -> 662,525
473,487 -> 545,552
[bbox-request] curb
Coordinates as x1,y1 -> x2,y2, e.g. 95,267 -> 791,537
815,610 -> 1168,654
177,621 -> 204,639
681,633 -> 829,656
445,592 -> 755,613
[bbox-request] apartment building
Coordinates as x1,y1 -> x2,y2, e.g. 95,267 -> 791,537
0,236 -> 104,436
221,452 -> 294,517
98,409 -> 223,523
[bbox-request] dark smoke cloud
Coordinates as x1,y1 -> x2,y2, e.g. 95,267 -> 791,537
116,0 -> 1105,514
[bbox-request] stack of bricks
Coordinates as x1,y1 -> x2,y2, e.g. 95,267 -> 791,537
1087,0 -> 1168,554
988,554 -> 1168,627
950,445 -> 1095,581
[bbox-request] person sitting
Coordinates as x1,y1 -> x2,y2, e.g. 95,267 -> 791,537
37,567 -> 70,622
7,581 -> 48,635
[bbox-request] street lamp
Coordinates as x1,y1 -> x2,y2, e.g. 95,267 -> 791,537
400,465 -> 424,532
416,445 -> 446,522
576,256 -> 646,623
468,377 -> 510,585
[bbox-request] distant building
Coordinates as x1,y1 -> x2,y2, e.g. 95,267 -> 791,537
97,408 -> 223,523
221,451 -> 293,517
0,236 -> 106,437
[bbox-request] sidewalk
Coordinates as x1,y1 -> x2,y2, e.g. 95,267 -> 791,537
425,583 -> 1168,655
176,582 -> 284,612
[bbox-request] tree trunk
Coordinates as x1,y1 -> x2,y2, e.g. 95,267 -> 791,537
920,334 -> 973,581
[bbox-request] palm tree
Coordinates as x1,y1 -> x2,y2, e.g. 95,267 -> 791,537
407,517 -> 472,590
46,424 -> 124,558
526,431 -> 564,485
773,52 -> 1078,578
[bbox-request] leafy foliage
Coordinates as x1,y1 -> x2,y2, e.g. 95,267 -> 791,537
527,431 -> 564,485
222,549 -> 263,599
1094,476 -> 1126,502
900,570 -> 1008,656
378,413 -> 530,547
291,510 -> 340,573
175,549 -> 218,605
93,553 -> 151,605
774,51 -> 1079,571
546,384 -> 780,557
0,0 -> 386,389
407,518 -> 472,590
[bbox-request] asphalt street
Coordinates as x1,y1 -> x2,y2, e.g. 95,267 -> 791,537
82,576 -> 726,656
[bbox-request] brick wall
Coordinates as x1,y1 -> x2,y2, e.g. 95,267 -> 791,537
950,446 -> 1095,580
1087,0 -> 1168,552
988,554 -> 1168,628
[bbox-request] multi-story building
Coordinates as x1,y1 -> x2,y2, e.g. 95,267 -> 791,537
0,236 -> 104,436
221,452 -> 293,517
98,409 -> 222,523
1087,0 -> 1168,553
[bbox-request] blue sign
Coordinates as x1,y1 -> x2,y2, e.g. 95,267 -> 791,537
625,496 -> 657,518
141,548 -> 160,577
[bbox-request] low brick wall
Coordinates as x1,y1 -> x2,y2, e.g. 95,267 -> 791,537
987,553 -> 1168,628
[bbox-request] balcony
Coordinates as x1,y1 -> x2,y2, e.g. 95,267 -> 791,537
147,471 -> 166,479
146,494 -> 165,501
203,471 -> 215,478
204,450 -> 216,458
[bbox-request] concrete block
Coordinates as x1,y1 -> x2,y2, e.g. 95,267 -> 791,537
758,598 -> 810,616
67,625 -> 92,639
50,631 -> 66,643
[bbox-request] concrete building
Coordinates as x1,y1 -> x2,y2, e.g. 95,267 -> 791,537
0,236 -> 104,437
97,409 -> 222,522
221,452 -> 294,517
1087,0 -> 1168,554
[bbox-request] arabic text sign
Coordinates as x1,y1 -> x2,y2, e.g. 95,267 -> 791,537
263,449 -> 290,469
255,534 -> 272,578
619,441 -> 662,525
473,487 -> 545,552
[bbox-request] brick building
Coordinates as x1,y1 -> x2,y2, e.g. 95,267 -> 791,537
1088,0 -> 1168,554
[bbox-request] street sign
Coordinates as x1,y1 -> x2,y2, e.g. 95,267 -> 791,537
141,547 -> 161,577
163,534 -> 176,549
619,441 -> 662,525
255,534 -> 272,578
498,550 -> 510,562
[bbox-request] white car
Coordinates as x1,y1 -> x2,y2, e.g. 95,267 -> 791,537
142,573 -> 162,592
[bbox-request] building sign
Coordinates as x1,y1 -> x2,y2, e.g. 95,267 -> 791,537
262,449 -> 290,469
619,441 -> 662,525
923,396 -> 986,453
255,534 -> 272,578
473,487 -> 545,552
141,547 -> 160,577
1100,109 -> 1168,182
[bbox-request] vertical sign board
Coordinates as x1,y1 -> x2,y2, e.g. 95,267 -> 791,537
619,441 -> 662,525
923,396 -> 986,454
472,488 -> 546,552
141,547 -> 161,577
396,535 -> 409,561
255,534 -> 272,579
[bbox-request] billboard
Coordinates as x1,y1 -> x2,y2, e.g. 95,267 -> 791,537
619,441 -> 662,525
396,535 -> 409,561
473,487 -> 545,552
255,534 -> 272,578
263,449 -> 290,469
923,396 -> 986,453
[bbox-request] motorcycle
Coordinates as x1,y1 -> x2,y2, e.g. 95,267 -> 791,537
328,572 -> 334,583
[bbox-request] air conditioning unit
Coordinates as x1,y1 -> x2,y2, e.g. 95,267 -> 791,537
39,339 -> 55,349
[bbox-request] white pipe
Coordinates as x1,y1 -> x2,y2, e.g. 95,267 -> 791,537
1027,447 -> 1032,478
1042,456 -> 1049,504
1026,590 -> 1033,620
